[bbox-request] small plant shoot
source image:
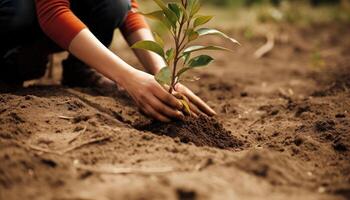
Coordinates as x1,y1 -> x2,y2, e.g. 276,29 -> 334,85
131,0 -> 240,114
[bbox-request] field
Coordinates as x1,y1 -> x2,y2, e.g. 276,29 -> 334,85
1,3 -> 350,200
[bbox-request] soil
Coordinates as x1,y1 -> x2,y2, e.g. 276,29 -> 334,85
134,115 -> 244,149
1,22 -> 350,200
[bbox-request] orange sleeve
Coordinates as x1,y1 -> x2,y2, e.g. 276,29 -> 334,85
120,0 -> 149,36
35,0 -> 148,49
35,0 -> 86,49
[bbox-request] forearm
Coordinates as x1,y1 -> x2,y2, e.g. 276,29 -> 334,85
68,29 -> 137,86
124,28 -> 166,75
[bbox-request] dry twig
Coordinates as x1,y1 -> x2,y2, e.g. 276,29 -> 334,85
68,126 -> 87,144
74,164 -> 175,175
254,33 -> 275,59
24,135 -> 111,155
58,115 -> 74,120
61,135 -> 112,154
248,118 -> 262,128
56,100 -> 73,105
26,144 -> 62,155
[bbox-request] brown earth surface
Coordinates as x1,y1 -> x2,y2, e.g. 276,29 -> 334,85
0,22 -> 350,200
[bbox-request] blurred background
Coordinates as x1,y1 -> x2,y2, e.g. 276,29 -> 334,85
111,0 -> 349,70
38,0 -> 350,85
138,0 -> 350,28
201,0 -> 346,7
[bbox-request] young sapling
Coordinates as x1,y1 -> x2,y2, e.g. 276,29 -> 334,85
132,0 -> 239,114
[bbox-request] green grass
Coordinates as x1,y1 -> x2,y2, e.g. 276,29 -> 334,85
135,0 -> 350,46
141,1 -> 350,31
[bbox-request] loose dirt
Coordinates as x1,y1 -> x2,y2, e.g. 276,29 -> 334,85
0,22 -> 349,200
135,115 -> 244,149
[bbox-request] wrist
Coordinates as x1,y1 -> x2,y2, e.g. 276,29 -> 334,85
111,63 -> 139,87
114,69 -> 137,87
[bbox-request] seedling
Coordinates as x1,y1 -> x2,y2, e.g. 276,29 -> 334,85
132,0 -> 239,114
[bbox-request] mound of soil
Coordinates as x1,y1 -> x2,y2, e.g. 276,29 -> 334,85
135,115 -> 243,150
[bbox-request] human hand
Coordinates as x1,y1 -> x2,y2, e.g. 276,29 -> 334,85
120,70 -> 184,122
174,83 -> 217,117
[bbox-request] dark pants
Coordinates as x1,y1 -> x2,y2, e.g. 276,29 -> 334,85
0,0 -> 130,84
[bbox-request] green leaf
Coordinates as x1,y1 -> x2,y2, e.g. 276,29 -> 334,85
140,11 -> 164,20
188,55 -> 213,68
187,29 -> 199,42
180,46 -> 230,69
189,0 -> 200,17
197,28 -> 240,45
151,0 -> 178,27
193,15 -> 213,27
166,48 -> 175,64
165,10 -> 178,28
140,11 -> 172,29
168,3 -> 181,19
177,55 -> 213,77
131,40 -> 164,58
152,0 -> 168,10
183,53 -> 191,65
179,4 -> 189,21
176,67 -> 190,78
155,67 -> 172,86
183,45 -> 232,54
153,32 -> 164,48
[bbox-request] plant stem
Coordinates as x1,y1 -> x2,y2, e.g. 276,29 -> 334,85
169,46 -> 180,93
169,12 -> 186,94
169,0 -> 190,94
178,16 -> 192,52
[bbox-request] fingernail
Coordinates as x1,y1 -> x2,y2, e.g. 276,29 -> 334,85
210,109 -> 217,116
178,112 -> 185,119
192,112 -> 198,118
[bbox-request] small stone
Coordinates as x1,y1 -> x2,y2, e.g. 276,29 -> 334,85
335,113 -> 346,118
240,92 -> 248,97
318,187 -> 326,193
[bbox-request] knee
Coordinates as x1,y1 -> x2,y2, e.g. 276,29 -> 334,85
108,0 -> 131,27
93,0 -> 131,28
72,0 -> 130,46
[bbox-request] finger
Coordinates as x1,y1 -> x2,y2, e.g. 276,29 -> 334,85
142,103 -> 171,122
181,87 -> 217,116
174,92 -> 200,117
153,85 -> 183,110
183,96 -> 199,117
188,101 -> 200,117
147,96 -> 184,120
